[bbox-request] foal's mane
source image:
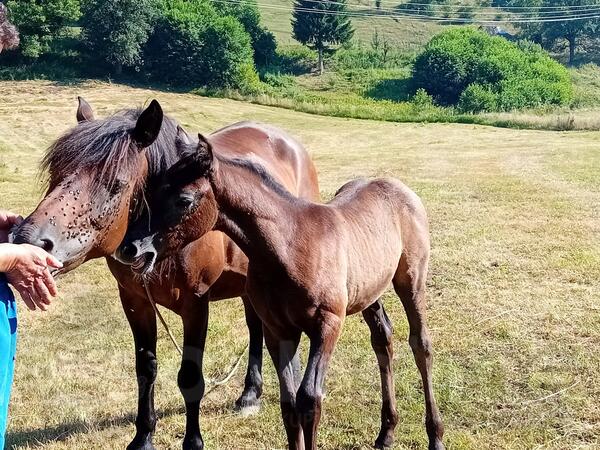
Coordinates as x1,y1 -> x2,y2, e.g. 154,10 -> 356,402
220,157 -> 297,202
42,108 -> 181,196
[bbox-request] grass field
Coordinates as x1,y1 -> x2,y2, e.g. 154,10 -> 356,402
0,80 -> 599,449
257,0 -> 445,50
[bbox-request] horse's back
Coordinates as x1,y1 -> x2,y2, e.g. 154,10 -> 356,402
210,121 -> 320,201
327,177 -> 429,313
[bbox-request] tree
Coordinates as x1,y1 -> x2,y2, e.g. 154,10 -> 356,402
6,0 -> 80,58
292,0 -> 354,74
0,2 -> 19,53
516,0 -> 600,65
215,0 -> 276,67
81,0 -> 159,74
144,0 -> 258,90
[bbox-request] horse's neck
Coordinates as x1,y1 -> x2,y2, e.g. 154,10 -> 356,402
211,159 -> 299,268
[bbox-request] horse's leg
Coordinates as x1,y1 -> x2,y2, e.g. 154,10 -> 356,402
264,325 -> 303,450
235,295 -> 263,416
363,299 -> 399,449
179,296 -> 210,450
297,313 -> 343,450
394,253 -> 444,450
120,288 -> 158,450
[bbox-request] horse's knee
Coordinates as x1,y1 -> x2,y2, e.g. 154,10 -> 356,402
136,350 -> 157,383
409,332 -> 432,358
296,386 -> 321,419
178,359 -> 205,402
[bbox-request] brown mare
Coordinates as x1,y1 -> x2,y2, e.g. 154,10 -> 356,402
12,99 -> 320,450
118,134 -> 445,450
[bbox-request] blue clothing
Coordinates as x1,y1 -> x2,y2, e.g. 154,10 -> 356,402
0,274 -> 16,450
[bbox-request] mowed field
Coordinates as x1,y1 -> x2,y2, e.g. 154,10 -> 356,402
0,80 -> 599,449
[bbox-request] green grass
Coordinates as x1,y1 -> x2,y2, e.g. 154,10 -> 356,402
1,80 -> 599,449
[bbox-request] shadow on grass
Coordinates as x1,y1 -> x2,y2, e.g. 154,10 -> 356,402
365,77 -> 413,102
5,405 -> 185,448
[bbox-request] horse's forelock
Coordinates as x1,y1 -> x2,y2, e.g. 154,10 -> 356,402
41,108 -> 180,197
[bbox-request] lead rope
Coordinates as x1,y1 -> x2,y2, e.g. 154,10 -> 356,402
141,276 -> 248,394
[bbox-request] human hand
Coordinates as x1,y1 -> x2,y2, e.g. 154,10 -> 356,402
0,210 -> 23,243
2,243 -> 62,311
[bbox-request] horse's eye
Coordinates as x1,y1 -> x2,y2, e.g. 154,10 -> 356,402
108,180 -> 126,195
175,196 -> 193,208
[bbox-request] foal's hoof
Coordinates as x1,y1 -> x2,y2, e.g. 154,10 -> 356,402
234,393 -> 261,417
127,434 -> 156,450
182,435 -> 204,450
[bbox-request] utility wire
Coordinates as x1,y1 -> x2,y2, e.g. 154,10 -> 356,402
288,0 -> 600,16
216,0 -> 600,22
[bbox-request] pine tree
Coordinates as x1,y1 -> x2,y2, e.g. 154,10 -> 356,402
292,0 -> 353,75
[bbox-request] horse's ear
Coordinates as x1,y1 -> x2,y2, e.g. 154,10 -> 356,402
176,125 -> 192,144
197,133 -> 213,164
76,96 -> 94,122
133,99 -> 163,149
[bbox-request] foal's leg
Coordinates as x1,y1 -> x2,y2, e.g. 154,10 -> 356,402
235,295 -> 264,415
363,299 -> 399,449
264,326 -> 303,450
297,313 -> 343,450
120,288 -> 158,450
179,296 -> 210,450
394,254 -> 444,450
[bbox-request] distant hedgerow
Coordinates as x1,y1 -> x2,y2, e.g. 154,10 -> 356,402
413,27 -> 573,112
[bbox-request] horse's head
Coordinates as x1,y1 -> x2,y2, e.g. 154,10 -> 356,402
12,98 -> 175,273
116,132 -> 218,274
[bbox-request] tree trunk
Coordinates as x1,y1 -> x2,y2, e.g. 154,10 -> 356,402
115,61 -> 123,75
568,36 -> 576,66
318,48 -> 324,75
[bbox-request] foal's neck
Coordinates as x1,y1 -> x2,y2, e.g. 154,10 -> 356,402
211,157 -> 303,268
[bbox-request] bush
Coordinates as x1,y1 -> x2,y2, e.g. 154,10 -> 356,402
413,27 -> 573,112
217,0 -> 276,67
6,0 -> 80,59
458,84 -> 498,112
81,0 -> 159,74
144,0 -> 258,90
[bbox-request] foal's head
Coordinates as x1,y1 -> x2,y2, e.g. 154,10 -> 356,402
12,98 -> 177,272
116,133 -> 217,274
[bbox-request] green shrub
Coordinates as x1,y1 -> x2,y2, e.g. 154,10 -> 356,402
458,84 -> 498,112
6,0 -> 81,59
217,0 -> 276,67
332,44 -> 412,71
144,0 -> 257,90
81,0 -> 159,74
264,45 -> 317,75
411,88 -> 435,109
413,27 -> 573,112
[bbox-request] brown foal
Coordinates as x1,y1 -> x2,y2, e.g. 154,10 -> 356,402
12,100 -> 320,450
118,134 -> 445,450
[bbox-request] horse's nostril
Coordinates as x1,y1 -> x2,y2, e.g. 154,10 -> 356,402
39,238 -> 55,252
121,243 -> 137,260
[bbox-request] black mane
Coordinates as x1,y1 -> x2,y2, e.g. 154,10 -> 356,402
220,157 -> 296,201
41,107 -> 181,193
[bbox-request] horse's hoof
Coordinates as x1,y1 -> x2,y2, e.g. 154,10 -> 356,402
428,440 -> 445,450
126,434 -> 156,450
234,393 -> 261,417
373,437 -> 393,449
182,435 -> 204,450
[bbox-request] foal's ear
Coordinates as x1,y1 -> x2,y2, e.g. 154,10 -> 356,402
76,96 -> 94,122
197,133 -> 213,162
133,99 -> 163,149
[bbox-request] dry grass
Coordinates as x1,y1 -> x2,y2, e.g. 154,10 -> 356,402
0,80 -> 599,450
